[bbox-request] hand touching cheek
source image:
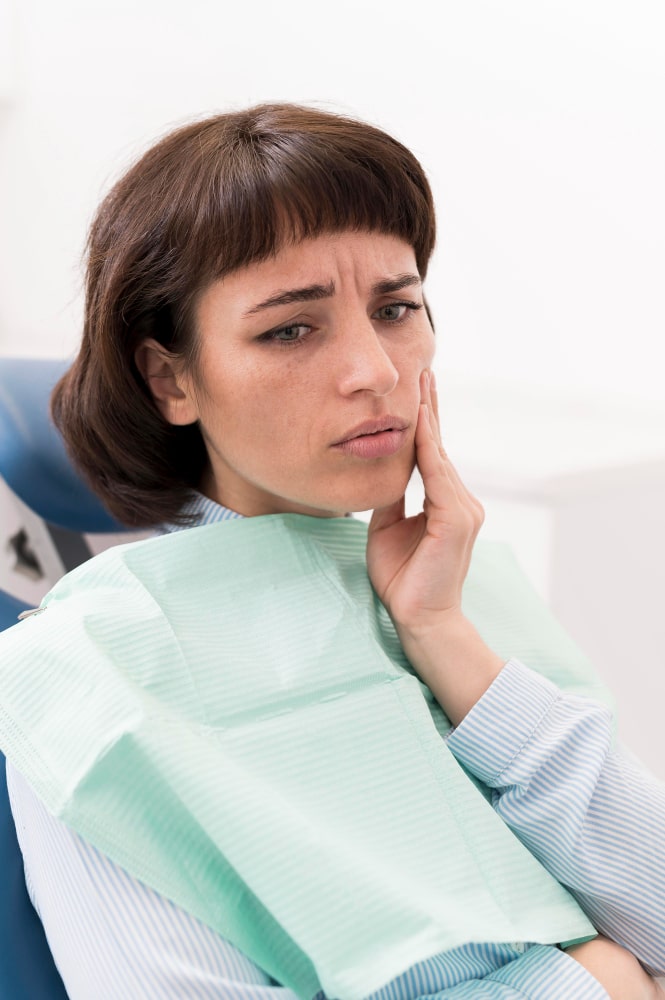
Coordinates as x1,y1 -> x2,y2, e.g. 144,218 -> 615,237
367,370 -> 504,726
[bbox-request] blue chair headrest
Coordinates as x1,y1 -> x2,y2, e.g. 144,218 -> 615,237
0,358 -> 128,998
0,358 -> 122,532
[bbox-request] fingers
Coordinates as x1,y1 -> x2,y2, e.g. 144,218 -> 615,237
417,369 -> 485,531
416,405 -> 479,539
420,369 -> 442,450
414,402 -> 453,509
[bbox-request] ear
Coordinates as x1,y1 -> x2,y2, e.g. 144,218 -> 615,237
135,339 -> 199,426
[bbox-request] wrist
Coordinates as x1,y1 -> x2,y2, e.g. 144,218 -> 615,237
397,614 -> 505,727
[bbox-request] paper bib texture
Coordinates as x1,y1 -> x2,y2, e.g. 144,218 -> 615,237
0,515 -> 607,998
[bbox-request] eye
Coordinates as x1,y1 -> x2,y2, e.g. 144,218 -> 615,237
258,323 -> 312,347
373,301 -> 422,323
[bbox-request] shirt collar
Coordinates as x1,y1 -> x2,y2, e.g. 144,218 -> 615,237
157,493 -> 244,534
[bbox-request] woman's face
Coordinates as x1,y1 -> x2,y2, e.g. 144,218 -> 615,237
166,230 -> 435,517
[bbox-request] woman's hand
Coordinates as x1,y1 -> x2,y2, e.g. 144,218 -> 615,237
565,936 -> 665,999
366,369 -> 504,725
367,369 -> 482,628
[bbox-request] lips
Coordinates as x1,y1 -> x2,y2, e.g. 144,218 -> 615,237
331,417 -> 410,459
333,416 -> 408,445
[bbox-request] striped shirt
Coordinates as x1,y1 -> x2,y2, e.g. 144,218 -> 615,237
7,496 -> 665,998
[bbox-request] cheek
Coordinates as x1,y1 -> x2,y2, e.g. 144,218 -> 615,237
203,364 -> 313,447
396,330 -> 435,379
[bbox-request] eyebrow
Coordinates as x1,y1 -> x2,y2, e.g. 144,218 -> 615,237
243,273 -> 422,315
244,281 -> 335,315
371,273 -> 422,296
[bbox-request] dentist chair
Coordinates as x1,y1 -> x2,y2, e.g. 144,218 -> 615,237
0,357 -> 129,999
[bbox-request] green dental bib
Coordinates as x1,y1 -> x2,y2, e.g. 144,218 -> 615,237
0,514 -> 605,999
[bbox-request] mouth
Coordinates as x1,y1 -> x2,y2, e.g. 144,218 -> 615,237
332,417 -> 410,459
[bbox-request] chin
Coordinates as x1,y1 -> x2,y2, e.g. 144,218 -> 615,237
343,468 -> 414,514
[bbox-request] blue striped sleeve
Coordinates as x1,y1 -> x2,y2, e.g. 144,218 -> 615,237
446,658 -> 665,976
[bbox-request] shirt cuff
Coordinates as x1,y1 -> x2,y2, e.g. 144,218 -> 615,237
444,658 -> 562,786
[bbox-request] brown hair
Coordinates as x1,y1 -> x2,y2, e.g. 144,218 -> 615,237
52,103 -> 437,527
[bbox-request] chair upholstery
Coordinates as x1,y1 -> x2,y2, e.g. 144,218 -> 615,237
0,356 -> 125,998
0,357 -> 119,532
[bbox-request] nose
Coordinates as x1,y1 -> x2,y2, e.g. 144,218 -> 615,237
336,318 -> 399,397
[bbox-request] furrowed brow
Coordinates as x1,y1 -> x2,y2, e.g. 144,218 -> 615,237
371,274 -> 422,296
244,280 -> 336,315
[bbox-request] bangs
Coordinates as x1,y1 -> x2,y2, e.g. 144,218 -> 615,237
95,105 -> 436,356
175,107 -> 436,289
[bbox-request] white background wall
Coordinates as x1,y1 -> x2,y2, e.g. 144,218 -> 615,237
1,0 -> 664,763
0,0 -> 663,399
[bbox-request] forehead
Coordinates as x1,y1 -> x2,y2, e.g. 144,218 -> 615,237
197,231 -> 419,320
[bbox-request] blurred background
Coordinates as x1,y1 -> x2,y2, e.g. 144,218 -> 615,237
0,0 -> 664,772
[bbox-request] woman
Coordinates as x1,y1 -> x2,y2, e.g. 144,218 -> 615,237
1,104 -> 664,998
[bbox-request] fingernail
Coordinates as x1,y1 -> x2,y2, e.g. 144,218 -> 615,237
430,370 -> 436,392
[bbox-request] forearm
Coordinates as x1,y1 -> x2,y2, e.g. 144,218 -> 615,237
396,612 -> 505,727
445,660 -> 665,975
